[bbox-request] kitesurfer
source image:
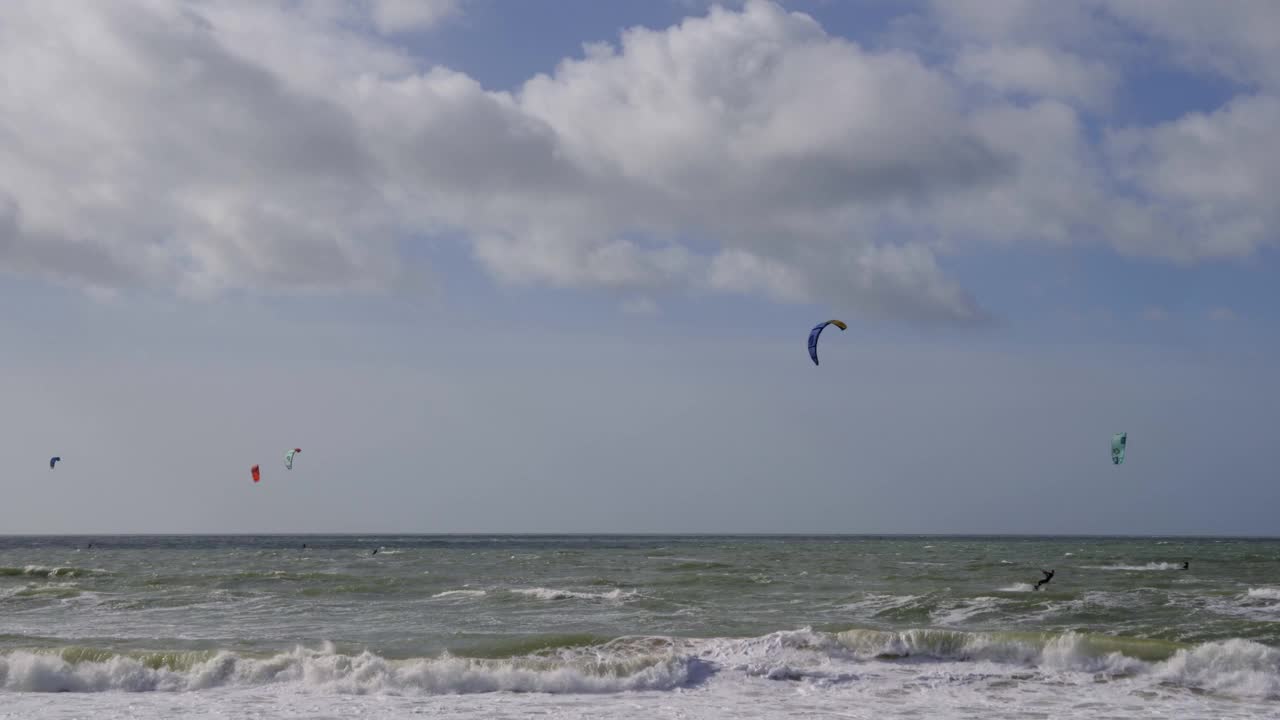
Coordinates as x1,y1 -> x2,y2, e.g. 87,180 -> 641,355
371,548 -> 379,556
1033,569 -> 1054,590
1182,561 -> 1189,570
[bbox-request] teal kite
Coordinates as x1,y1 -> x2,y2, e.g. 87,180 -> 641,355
284,448 -> 301,471
1111,433 -> 1127,465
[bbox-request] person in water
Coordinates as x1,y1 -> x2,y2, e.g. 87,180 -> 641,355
371,548 -> 378,556
1182,561 -> 1189,570
1033,569 -> 1054,590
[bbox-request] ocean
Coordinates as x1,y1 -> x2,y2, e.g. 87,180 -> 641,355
0,534 -> 1277,718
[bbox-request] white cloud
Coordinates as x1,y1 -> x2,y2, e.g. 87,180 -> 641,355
0,0 -> 1274,324
927,0 -> 1117,51
621,296 -> 660,316
0,0 -> 1007,322
933,1 -> 1280,93
1107,94 -> 1280,260
954,45 -> 1117,110
1208,306 -> 1237,322
1141,306 -> 1168,322
926,0 -> 1280,262
1099,1 -> 1280,91
0,1 -> 401,296
368,0 -> 460,34
374,1 -> 1008,322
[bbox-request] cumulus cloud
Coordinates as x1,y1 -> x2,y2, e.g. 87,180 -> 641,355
1100,1 -> 1280,91
368,0 -> 460,34
1107,94 -> 1280,260
0,0 -> 1002,321
955,45 -> 1117,110
925,0 -> 1280,261
932,0 -> 1280,94
927,0 -> 1120,51
0,1 -> 400,296
0,0 -> 1273,323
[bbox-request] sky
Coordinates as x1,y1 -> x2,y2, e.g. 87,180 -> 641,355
0,0 -> 1277,535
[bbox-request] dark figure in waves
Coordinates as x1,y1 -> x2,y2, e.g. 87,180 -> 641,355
1033,569 -> 1054,591
1182,561 -> 1189,570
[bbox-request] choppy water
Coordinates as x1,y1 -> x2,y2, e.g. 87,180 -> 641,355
1,535 -> 1278,718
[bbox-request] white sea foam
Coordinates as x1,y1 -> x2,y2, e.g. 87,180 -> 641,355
0,629 -> 1270,698
1085,563 -> 1183,571
0,643 -> 701,694
838,593 -> 924,615
1211,587 -> 1280,621
1245,587 -> 1280,601
997,583 -> 1036,592
510,587 -> 636,602
0,630 -> 1277,720
931,597 -> 1004,626
431,590 -> 487,599
1152,639 -> 1280,699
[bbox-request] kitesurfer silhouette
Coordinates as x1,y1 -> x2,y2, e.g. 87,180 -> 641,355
1033,569 -> 1054,590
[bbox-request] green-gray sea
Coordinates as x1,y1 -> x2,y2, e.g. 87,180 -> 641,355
1,535 -> 1277,718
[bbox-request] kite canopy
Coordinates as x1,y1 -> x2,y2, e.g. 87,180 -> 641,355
808,320 -> 848,366
1111,432 -> 1127,465
49,457 -> 60,469
284,448 -> 301,471
251,465 -> 261,483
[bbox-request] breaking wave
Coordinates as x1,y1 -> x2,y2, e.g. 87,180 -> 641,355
0,566 -> 97,579
0,629 -> 1276,700
0,643 -> 705,694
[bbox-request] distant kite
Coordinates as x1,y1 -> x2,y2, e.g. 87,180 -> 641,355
49,456 -> 61,470
1111,433 -> 1127,465
251,465 -> 261,483
808,320 -> 848,366
284,448 -> 301,471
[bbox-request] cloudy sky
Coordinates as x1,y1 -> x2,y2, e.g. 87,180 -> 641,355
1,0 -> 1276,534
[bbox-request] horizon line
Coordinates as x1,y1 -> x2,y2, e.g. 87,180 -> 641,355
2,532 -> 1277,539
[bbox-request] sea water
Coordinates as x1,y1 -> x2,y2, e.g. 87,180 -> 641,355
1,535 -> 1277,718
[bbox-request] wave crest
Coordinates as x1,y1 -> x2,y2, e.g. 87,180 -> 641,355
510,587 -> 637,602
0,644 -> 705,694
0,566 -> 95,579
0,629 -> 1276,700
